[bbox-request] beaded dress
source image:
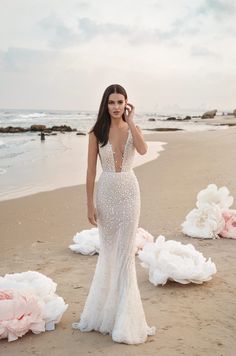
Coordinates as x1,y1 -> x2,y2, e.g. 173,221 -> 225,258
72,127 -> 156,344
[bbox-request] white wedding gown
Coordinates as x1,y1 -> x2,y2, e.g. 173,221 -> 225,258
72,127 -> 156,344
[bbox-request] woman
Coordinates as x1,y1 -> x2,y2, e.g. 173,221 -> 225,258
72,84 -> 156,344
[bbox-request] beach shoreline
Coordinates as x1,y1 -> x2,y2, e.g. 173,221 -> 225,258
1,128 -> 236,355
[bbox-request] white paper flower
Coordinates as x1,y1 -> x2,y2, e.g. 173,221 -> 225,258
196,184 -> 233,210
2,271 -> 57,301
138,235 -> 217,285
69,228 -> 100,255
69,227 -> 154,255
181,203 -> 225,239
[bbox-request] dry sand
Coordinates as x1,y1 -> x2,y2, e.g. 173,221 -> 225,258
1,128 -> 236,356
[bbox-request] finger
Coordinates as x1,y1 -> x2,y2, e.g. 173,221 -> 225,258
92,218 -> 97,226
89,217 -> 97,226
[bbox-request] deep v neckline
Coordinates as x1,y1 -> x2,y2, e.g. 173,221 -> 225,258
108,127 -> 130,172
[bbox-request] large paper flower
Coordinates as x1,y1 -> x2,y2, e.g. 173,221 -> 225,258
0,271 -> 68,334
219,209 -> 236,239
0,289 -> 45,342
69,227 -> 154,255
69,228 -> 100,255
196,184 -> 234,209
135,227 -> 154,253
138,235 -> 216,285
181,203 -> 225,239
2,271 -> 57,301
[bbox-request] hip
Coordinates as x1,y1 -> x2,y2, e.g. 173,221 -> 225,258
96,170 -> 140,201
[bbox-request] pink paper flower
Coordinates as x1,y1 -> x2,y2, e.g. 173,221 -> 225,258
0,289 -> 45,342
219,209 -> 236,239
135,227 -> 154,254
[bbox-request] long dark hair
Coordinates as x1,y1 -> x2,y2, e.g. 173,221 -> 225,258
90,84 -> 127,147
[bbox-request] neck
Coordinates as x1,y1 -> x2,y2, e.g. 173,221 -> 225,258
110,118 -> 126,128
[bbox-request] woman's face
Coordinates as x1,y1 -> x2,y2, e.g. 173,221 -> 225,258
108,93 -> 127,119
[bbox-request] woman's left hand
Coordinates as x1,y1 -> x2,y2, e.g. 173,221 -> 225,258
124,103 -> 135,123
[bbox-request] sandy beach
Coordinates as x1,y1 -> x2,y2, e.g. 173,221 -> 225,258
1,128 -> 236,356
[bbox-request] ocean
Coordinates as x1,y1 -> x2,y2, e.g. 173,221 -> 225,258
0,108 -> 227,201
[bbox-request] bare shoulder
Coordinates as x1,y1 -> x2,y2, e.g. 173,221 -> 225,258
88,130 -> 98,150
88,130 -> 96,139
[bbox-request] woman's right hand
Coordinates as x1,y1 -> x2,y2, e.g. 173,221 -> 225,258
87,205 -> 97,226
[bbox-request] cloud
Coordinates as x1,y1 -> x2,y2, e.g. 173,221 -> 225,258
0,0 -> 235,111
196,0 -> 236,17
38,16 -> 79,48
78,17 -> 131,40
0,47 -> 58,72
38,15 -> 187,49
190,46 -> 220,58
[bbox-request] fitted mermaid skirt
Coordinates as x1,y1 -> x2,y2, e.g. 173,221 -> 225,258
72,129 -> 156,344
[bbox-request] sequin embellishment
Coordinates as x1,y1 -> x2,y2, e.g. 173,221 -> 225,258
72,127 -> 156,344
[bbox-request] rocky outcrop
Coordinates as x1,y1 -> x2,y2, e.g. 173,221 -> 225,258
146,128 -> 183,131
76,131 -> 86,135
50,125 -> 76,132
201,110 -> 217,119
30,125 -> 46,131
0,126 -> 29,133
166,117 -> 176,121
0,125 -> 78,133
166,116 -> 191,121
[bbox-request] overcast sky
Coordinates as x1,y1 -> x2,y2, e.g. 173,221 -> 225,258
0,0 -> 235,113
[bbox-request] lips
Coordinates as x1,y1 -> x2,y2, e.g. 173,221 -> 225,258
113,111 -> 120,114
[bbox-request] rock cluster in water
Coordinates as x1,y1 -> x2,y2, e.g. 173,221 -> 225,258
0,125 -> 85,135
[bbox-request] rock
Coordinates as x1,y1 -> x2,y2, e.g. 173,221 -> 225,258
145,128 -> 183,131
51,125 -> 76,132
76,131 -> 86,135
0,126 -> 29,133
201,110 -> 217,119
233,109 -> 236,117
166,117 -> 176,121
183,116 -> 191,120
1,124 -> 77,134
148,118 -> 156,121
30,125 -> 46,131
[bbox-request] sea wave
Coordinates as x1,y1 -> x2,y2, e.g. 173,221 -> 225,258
19,113 -> 47,119
0,168 -> 7,175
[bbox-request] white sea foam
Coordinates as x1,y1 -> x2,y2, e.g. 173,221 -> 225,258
19,113 -> 47,119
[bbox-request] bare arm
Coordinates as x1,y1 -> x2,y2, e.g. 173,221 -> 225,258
86,131 -> 98,225
128,121 -> 148,155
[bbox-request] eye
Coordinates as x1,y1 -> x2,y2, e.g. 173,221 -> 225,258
118,101 -> 124,104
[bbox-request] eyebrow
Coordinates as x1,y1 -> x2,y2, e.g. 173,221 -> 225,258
108,100 -> 124,103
